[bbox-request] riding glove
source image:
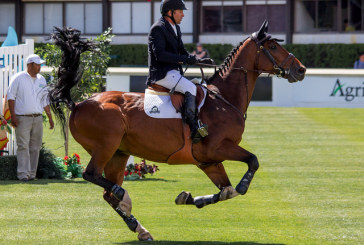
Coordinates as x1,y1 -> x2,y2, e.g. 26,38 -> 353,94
198,58 -> 216,65
185,55 -> 197,65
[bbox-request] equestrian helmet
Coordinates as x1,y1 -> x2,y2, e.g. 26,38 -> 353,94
160,0 -> 188,15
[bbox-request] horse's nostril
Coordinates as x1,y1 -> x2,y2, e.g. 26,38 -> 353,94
298,67 -> 306,74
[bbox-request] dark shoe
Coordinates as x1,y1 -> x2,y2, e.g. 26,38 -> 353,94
20,178 -> 28,182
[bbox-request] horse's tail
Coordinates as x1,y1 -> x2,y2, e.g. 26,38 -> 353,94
48,27 -> 95,138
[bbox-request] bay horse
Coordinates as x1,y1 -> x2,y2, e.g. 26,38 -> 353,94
49,22 -> 305,241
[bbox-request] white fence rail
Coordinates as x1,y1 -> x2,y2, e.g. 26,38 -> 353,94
0,39 -> 34,155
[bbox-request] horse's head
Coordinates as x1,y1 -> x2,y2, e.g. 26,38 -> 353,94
251,21 -> 306,83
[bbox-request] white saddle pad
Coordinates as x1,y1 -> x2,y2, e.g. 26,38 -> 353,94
144,88 -> 207,119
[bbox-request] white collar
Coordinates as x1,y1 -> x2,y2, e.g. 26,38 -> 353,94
169,22 -> 178,36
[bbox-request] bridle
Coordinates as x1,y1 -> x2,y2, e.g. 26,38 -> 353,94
196,33 -> 297,122
233,33 -> 296,78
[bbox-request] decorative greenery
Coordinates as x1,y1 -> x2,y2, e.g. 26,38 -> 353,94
37,144 -> 67,179
53,153 -> 84,179
0,155 -> 17,180
0,144 -> 67,180
35,27 -> 114,102
35,28 -> 114,156
124,159 -> 159,180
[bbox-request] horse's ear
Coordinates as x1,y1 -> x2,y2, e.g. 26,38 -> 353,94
257,20 -> 268,40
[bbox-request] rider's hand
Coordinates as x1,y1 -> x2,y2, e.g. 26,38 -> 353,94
198,58 -> 215,65
185,55 -> 197,65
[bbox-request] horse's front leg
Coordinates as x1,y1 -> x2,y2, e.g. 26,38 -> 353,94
175,163 -> 240,208
176,185 -> 240,208
214,141 -> 260,195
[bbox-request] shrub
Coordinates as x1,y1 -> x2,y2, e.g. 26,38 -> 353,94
0,144 -> 67,180
108,43 -> 364,68
0,155 -> 17,180
37,144 -> 67,179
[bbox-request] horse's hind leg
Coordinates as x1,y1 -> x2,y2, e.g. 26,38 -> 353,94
103,151 -> 153,241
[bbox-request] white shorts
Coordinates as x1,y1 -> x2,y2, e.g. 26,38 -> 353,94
155,70 -> 196,96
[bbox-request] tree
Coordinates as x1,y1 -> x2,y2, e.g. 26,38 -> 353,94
36,28 -> 114,156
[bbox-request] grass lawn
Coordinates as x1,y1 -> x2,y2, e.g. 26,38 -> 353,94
0,107 -> 363,244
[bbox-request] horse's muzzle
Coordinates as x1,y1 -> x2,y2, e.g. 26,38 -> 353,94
287,64 -> 306,83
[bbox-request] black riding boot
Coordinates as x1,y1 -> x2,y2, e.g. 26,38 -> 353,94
184,92 -> 208,143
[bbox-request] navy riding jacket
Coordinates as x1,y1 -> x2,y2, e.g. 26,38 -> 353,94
147,17 -> 190,85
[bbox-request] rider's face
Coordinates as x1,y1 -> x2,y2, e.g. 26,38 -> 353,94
172,10 -> 184,24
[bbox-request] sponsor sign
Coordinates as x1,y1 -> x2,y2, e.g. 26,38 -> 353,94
291,76 -> 364,107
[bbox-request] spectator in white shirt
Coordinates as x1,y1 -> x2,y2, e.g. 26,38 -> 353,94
7,54 -> 54,182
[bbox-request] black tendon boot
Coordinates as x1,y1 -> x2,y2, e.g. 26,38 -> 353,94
184,92 -> 208,143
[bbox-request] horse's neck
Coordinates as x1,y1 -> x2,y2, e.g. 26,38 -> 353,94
213,46 -> 259,113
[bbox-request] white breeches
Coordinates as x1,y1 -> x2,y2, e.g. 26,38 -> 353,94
155,70 -> 196,96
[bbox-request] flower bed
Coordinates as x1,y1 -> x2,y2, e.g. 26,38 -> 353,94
53,153 -> 84,179
124,160 -> 159,180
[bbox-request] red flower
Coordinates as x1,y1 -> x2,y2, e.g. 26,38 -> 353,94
124,171 -> 129,176
64,156 -> 69,161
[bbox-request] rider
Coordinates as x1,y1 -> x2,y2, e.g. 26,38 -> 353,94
146,0 -> 213,143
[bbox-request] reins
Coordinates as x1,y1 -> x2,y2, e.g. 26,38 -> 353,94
188,63 -> 248,121
188,34 -> 296,122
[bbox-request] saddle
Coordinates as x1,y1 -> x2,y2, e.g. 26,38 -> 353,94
146,84 -> 206,164
147,84 -> 205,113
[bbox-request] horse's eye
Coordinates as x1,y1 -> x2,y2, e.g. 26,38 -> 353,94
270,45 -> 277,50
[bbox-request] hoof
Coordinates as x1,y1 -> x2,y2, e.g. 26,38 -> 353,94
175,191 -> 194,205
219,186 -> 239,201
138,232 -> 154,241
136,223 -> 154,241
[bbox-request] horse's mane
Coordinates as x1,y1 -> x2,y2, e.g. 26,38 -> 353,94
207,38 -> 249,84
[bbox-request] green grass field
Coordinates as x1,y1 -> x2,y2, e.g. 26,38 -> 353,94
0,107 -> 363,244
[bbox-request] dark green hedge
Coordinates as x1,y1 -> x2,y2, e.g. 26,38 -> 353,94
108,43 -> 234,67
108,43 -> 364,68
0,155 -> 17,180
283,43 -> 364,68
0,145 -> 66,180
5,42 -> 364,68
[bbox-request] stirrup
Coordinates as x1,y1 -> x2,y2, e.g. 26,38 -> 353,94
197,120 -> 208,137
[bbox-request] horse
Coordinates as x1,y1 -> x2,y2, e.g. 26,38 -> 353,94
48,22 -> 306,241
